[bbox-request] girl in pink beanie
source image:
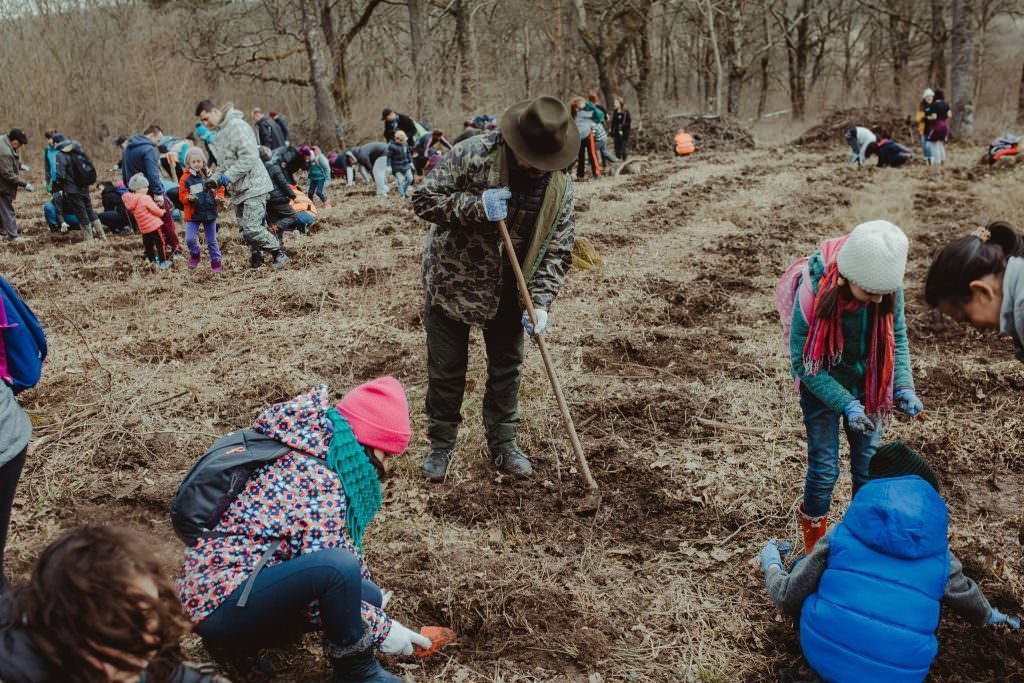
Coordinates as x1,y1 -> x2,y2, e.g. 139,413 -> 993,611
178,380 -> 444,682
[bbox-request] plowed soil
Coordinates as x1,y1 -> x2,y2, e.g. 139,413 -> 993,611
3,143 -> 1024,682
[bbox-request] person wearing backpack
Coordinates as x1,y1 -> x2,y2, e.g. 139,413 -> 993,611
0,275 -> 44,592
758,442 -> 1019,683
0,526 -> 231,683
179,148 -> 223,272
176,379 -> 446,682
777,220 -> 923,555
54,138 -> 105,242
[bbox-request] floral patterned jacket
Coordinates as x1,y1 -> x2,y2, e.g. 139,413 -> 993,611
176,386 -> 391,642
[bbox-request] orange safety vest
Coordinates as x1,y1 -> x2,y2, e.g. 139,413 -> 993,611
675,130 -> 695,156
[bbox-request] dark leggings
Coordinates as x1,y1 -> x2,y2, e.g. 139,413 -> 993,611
0,449 -> 27,592
196,548 -> 380,650
142,230 -> 168,263
576,133 -> 599,179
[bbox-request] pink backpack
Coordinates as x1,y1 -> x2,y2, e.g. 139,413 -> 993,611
775,236 -> 848,359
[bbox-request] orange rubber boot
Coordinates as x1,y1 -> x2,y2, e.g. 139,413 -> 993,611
798,503 -> 828,555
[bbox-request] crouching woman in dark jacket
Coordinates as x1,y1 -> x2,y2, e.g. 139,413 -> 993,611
758,442 -> 1019,683
0,526 -> 228,683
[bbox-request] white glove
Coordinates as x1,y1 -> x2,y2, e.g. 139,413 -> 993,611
23,182 -> 34,192
381,590 -> 393,609
19,164 -> 29,173
380,620 -> 431,656
521,308 -> 549,336
153,194 -> 165,208
59,222 -> 69,233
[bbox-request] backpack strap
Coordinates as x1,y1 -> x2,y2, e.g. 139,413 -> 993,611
201,531 -> 285,609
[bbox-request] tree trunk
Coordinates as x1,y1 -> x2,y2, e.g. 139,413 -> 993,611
888,2 -> 911,105
703,0 -> 725,116
725,0 -> 745,116
1018,59 -> 1024,125
950,0 -> 974,140
408,0 -> 434,122
781,0 -> 811,120
455,0 -> 475,111
300,0 -> 340,147
928,0 -> 947,89
758,2 -> 770,118
635,10 -> 652,119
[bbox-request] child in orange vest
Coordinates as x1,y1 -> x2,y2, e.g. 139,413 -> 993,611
122,173 -> 171,270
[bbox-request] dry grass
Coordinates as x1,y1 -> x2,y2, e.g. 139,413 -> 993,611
2,142 -> 1024,682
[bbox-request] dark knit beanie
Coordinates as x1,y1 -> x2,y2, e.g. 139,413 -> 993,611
869,442 -> 940,492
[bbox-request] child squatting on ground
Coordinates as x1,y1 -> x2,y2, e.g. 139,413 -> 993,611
122,173 -> 172,270
777,220 -> 923,554
179,148 -> 223,272
758,442 -> 1020,683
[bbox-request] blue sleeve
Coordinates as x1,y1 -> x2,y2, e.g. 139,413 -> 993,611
144,148 -> 163,197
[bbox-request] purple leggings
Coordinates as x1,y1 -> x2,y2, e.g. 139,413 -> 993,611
186,220 -> 222,261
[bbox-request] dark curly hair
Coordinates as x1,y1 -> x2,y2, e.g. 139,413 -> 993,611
9,526 -> 188,682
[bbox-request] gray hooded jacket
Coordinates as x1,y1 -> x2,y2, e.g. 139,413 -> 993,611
209,108 -> 273,205
1000,256 -> 1024,362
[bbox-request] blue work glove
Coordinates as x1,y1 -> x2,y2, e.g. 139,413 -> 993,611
843,400 -> 876,434
894,388 -> 924,417
988,608 -> 1021,629
216,173 -> 231,187
759,539 -> 784,573
481,187 -> 511,222
522,309 -> 548,336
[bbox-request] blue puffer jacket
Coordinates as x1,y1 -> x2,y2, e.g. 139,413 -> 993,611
121,134 -> 163,198
801,476 -> 950,683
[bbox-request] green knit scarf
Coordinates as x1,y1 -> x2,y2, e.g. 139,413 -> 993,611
325,408 -> 382,549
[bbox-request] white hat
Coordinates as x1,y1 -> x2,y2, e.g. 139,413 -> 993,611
127,172 -> 149,192
922,88 -> 935,99
837,220 -> 909,294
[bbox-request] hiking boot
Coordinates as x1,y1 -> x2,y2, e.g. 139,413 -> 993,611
92,220 -> 107,240
271,251 -> 290,269
250,251 -> 264,269
422,447 -> 453,483
188,253 -> 201,269
330,647 -> 400,683
491,445 -> 533,477
798,503 -> 828,555
211,259 -> 223,273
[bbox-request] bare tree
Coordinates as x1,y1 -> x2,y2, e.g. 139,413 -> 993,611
408,0 -> 435,121
950,0 -> 975,139
928,0 -> 947,89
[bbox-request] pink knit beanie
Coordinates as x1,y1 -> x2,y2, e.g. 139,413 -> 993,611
336,377 -> 411,454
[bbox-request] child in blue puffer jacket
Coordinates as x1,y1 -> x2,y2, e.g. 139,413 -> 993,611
758,442 -> 1019,683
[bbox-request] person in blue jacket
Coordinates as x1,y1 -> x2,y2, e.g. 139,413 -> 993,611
43,131 -> 66,230
758,442 -> 1020,682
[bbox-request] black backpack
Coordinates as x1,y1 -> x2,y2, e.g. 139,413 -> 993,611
68,148 -> 97,187
170,428 -> 290,547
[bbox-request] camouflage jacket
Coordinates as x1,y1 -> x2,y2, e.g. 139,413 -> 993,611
412,131 -> 575,326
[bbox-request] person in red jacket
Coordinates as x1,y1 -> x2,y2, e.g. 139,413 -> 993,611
177,379 -> 447,682
122,173 -> 172,269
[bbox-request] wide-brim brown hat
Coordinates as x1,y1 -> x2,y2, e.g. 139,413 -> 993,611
500,96 -> 580,172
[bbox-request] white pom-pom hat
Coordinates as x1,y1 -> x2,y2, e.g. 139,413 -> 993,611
837,220 -> 909,294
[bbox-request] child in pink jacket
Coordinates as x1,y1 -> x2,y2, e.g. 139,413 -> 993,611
122,173 -> 172,269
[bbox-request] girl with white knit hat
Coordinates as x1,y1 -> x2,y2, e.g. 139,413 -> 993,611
777,220 -> 924,554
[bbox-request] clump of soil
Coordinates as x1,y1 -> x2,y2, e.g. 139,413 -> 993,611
793,106 -> 917,149
632,115 -> 755,155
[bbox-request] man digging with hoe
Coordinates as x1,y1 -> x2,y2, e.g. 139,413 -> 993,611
412,96 -> 581,483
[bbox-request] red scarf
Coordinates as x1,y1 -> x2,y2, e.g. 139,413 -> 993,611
802,256 -> 895,419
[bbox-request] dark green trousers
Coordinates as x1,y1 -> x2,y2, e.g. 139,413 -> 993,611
425,283 -> 525,451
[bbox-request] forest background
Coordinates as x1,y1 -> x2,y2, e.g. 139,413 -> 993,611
0,0 -> 1023,151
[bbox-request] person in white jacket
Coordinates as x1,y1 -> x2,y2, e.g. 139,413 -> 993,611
846,126 -> 877,167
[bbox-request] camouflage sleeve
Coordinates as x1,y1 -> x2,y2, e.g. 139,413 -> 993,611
527,179 -> 575,311
411,143 -> 487,227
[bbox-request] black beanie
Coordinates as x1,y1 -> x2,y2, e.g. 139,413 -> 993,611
869,442 -> 940,492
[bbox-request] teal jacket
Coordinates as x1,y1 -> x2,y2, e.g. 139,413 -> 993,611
790,250 -> 913,413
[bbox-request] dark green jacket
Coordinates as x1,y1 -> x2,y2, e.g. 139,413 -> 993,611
789,249 -> 914,413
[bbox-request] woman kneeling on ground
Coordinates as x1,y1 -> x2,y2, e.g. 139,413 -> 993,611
758,443 -> 1019,683
177,379 -> 437,683
0,526 -> 228,683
